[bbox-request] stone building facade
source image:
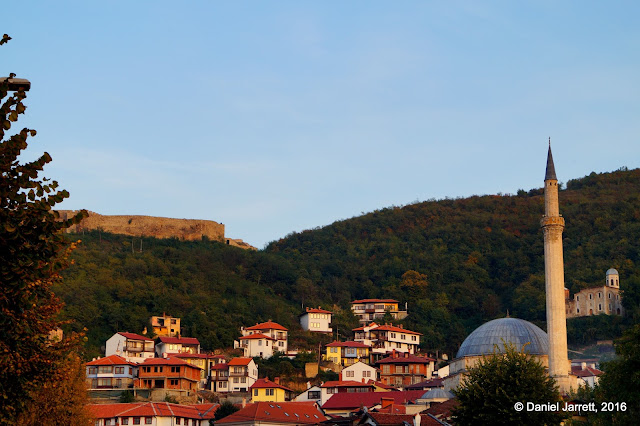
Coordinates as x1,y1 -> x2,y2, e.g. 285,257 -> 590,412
566,269 -> 624,318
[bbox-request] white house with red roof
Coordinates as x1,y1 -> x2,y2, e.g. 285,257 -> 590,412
351,299 -> 408,325
571,362 -> 604,387
227,357 -> 259,392
86,354 -> 137,390
353,323 -> 421,357
216,401 -> 327,426
88,402 -> 218,426
106,332 -> 155,363
299,307 -> 332,333
236,321 -> 288,357
340,361 -> 378,383
155,336 -> 201,357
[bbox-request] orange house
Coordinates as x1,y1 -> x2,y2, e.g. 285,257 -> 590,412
375,351 -> 435,388
135,357 -> 201,393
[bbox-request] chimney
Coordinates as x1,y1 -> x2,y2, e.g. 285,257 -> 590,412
381,397 -> 394,410
242,397 -> 246,408
274,377 -> 280,385
413,413 -> 421,426
581,362 -> 587,370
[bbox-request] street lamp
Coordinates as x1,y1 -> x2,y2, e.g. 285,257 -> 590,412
0,77 -> 30,91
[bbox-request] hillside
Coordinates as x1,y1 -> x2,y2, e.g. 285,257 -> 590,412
58,168 -> 640,357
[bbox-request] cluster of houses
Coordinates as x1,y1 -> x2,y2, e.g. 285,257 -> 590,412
89,299 -> 607,426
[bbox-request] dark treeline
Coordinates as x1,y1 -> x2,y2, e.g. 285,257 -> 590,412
58,168 -> 640,358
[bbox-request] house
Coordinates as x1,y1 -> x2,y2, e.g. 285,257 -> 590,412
86,355 -> 137,390
319,380 -> 375,405
321,390 -> 426,417
209,363 -> 230,392
572,363 -> 603,387
105,332 -> 155,363
351,299 -> 408,326
324,341 -> 371,367
236,333 -> 277,358
236,321 -> 289,356
88,402 -> 218,426
250,378 -> 295,402
376,351 -> 435,388
353,323 -> 421,358
299,307 -> 333,333
340,361 -> 378,383
566,269 -> 625,318
156,336 -> 200,357
215,401 -> 327,426
135,357 -> 201,398
294,384 -> 322,404
150,313 -> 181,337
405,377 -> 444,391
227,357 -> 259,392
173,353 -> 212,388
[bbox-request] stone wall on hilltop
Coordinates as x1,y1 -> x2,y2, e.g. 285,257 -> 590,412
58,210 -> 225,242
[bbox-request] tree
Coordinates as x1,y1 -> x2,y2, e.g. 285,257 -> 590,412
452,342 -> 567,426
214,400 -> 240,421
0,34 -> 88,424
594,324 -> 640,424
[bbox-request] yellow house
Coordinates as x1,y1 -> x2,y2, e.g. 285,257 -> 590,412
250,378 -> 294,402
324,341 -> 371,367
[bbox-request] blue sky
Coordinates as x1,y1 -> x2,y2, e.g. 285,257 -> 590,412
4,1 -> 640,248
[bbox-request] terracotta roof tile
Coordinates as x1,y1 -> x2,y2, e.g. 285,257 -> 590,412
322,390 -> 426,410
139,357 -> 202,369
304,307 -> 333,314
376,354 -> 435,364
351,299 -> 399,304
240,333 -> 276,341
157,336 -> 200,345
88,402 -> 209,420
367,412 -> 414,425
250,378 -> 294,392
228,357 -> 253,366
326,341 -> 371,348
216,401 -> 326,424
245,321 -> 288,331
321,380 -> 374,388
118,332 -> 153,341
370,325 -> 422,335
86,354 -> 134,366
571,365 -> 603,377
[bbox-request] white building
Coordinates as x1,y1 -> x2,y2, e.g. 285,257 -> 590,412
566,269 -> 625,318
105,332 -> 155,363
236,321 -> 288,356
155,336 -> 200,357
86,354 -> 137,390
340,361 -> 378,383
237,333 -> 277,358
351,299 -> 408,326
227,357 -> 259,392
299,307 -> 332,333
353,323 -> 421,357
294,385 -> 323,404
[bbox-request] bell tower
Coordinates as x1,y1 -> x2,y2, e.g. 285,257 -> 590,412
541,142 -> 574,393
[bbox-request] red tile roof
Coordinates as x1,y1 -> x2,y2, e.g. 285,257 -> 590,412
250,378 -> 294,392
367,412 -> 414,425
228,357 -> 253,366
139,357 -> 202,369
216,401 -> 326,424
571,365 -> 603,377
376,354 -> 435,364
210,363 -> 229,370
157,336 -> 200,345
245,321 -> 288,331
423,398 -> 459,419
88,402 -> 213,420
240,333 -> 276,341
326,341 -> 371,348
405,377 -> 443,390
368,380 -> 398,390
370,324 -> 422,335
304,307 -> 333,314
86,354 -> 134,366
351,299 -> 399,304
172,353 -> 211,359
118,332 -> 153,341
322,390 -> 426,410
320,380 -> 374,389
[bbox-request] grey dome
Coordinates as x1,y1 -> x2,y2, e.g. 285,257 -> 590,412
421,388 -> 455,400
606,268 -> 619,276
456,318 -> 548,359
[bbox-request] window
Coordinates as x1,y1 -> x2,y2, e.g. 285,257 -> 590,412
254,389 -> 259,396
383,365 -> 390,374
98,366 -> 113,374
330,347 -> 338,353
345,370 -> 354,377
258,340 -> 262,346
279,341 -> 284,347
233,378 -> 239,383
363,371 -> 371,378
170,379 -> 179,386
241,377 -> 246,383
599,304 -> 602,311
267,388 -> 274,396
598,292 -> 602,298
133,418 -> 141,425
88,367 -> 97,375
115,367 -> 124,374
143,366 -> 151,373
176,418 -> 181,425
308,391 -> 320,399
220,381 -> 227,388
411,335 -> 417,341
396,365 -> 404,373
121,418 -> 129,425
390,333 -> 396,338
327,388 -> 336,394
589,293 -> 593,300
171,366 -> 180,373
401,334 -> 406,340
145,418 -> 152,425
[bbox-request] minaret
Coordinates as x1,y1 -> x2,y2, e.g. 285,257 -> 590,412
541,142 -> 573,393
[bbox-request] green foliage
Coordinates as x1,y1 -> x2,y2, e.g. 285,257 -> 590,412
119,390 -> 135,403
452,342 -> 567,426
594,324 -> 640,424
164,394 -> 179,404
214,400 -> 240,421
0,35 -> 88,425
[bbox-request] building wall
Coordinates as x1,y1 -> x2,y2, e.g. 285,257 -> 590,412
566,286 -> 624,318
105,334 -> 154,362
341,362 -> 377,382
300,313 -> 332,332
251,387 -> 287,402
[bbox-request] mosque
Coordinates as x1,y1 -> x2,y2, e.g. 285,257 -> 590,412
443,145 -> 577,394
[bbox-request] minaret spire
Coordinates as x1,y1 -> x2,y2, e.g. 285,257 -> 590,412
541,142 -> 574,394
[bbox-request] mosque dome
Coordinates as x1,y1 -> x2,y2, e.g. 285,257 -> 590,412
606,268 -> 619,276
455,318 -> 548,359
420,388 -> 455,400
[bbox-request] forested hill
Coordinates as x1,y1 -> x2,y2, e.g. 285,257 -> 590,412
59,168 -> 640,358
